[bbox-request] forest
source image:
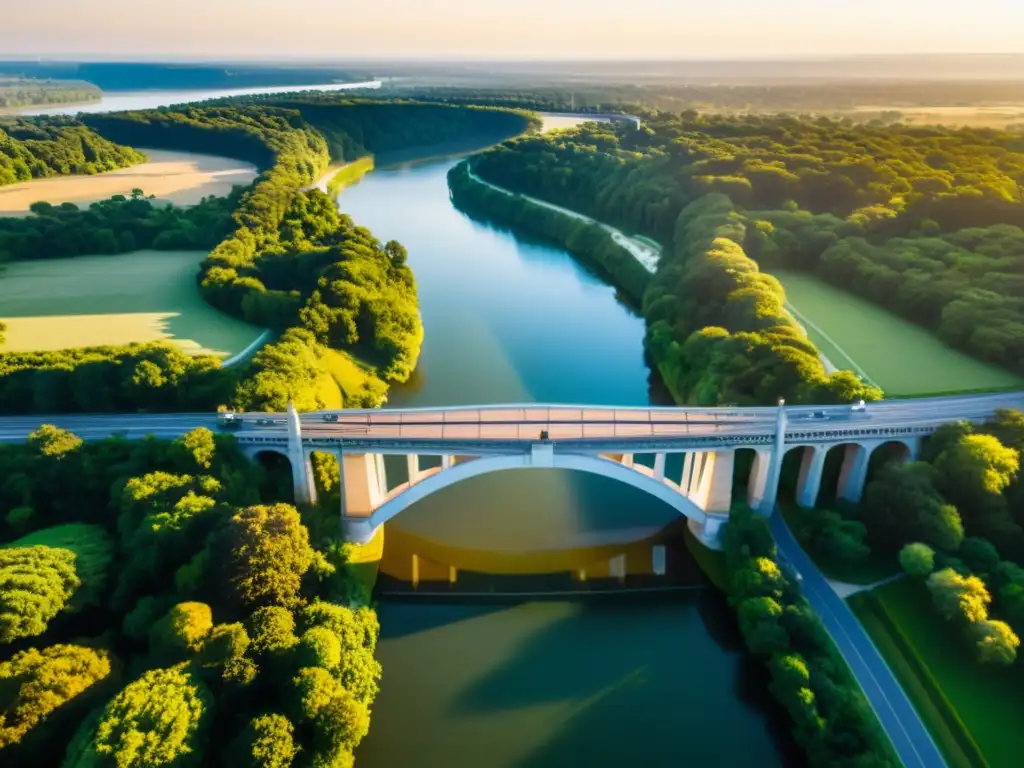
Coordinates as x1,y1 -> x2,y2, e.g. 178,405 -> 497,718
467,115 -> 1024,402
0,189 -> 241,261
0,118 -> 143,186
0,78 -> 100,109
0,424 -> 378,767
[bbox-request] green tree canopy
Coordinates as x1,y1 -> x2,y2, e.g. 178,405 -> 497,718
226,505 -> 314,609
64,664 -> 212,768
0,545 -> 80,643
0,644 -> 112,750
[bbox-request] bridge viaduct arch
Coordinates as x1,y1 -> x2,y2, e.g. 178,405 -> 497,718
236,402 -> 951,551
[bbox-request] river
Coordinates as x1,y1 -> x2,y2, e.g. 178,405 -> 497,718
17,80 -> 381,116
338,144 -> 803,765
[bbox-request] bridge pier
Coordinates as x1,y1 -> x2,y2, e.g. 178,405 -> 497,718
287,402 -> 317,505
340,452 -> 387,545
795,446 -> 827,509
746,448 -> 773,511
837,443 -> 875,503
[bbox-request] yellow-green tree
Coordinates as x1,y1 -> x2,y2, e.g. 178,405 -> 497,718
0,546 -> 80,643
63,664 -> 212,768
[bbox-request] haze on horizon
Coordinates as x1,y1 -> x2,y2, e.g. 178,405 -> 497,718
4,0 -> 1024,60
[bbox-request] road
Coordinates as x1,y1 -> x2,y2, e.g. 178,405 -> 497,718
1,392 -> 1023,447
771,513 -> 946,768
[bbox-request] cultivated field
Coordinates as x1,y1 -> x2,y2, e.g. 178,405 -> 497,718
773,269 -> 1022,396
0,148 -> 258,216
849,104 -> 1024,128
0,250 -> 265,357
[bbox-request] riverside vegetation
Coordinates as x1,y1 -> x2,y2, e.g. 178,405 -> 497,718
0,424 -> 378,767
0,98 -> 535,413
460,115 -> 1024,402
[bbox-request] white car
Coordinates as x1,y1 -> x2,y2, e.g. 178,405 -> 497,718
850,400 -> 867,413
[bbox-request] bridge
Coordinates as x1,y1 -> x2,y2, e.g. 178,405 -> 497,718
4,391 -> 1022,550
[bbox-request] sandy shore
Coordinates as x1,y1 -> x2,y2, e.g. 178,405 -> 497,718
0,148 -> 258,215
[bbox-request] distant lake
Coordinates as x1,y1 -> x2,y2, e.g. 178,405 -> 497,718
18,80 -> 382,116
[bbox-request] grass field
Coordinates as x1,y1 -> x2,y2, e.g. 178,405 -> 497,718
850,578 -> 1024,768
0,148 -> 257,216
773,269 -> 1023,396
0,250 -> 265,357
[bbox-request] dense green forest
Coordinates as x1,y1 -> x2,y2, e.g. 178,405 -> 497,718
466,115 -> 1024,402
0,118 -> 144,187
0,78 -> 100,109
0,425 -> 380,767
387,79 -> 1024,124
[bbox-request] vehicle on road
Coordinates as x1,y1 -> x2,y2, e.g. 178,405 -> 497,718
218,412 -> 242,430
850,400 -> 867,413
323,413 -> 339,423
255,417 -> 278,426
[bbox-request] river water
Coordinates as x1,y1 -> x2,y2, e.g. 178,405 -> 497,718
18,80 -> 382,116
338,151 -> 802,765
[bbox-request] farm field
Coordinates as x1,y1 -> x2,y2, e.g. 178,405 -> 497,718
850,579 -> 1024,768
772,269 -> 1023,396
0,250 -> 265,357
0,148 -> 258,215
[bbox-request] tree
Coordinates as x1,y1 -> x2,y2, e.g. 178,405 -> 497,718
737,596 -> 789,657
229,713 -> 298,768
171,428 -> 217,471
899,543 -> 935,578
803,510 -> 869,563
862,462 -> 964,552
247,606 -> 298,656
927,568 -> 991,624
933,434 -> 1019,506
971,619 -> 1020,665
151,602 -> 214,657
0,644 -> 112,750
27,425 -> 83,460
226,505 -> 314,609
0,545 -> 80,643
65,664 -> 211,768
730,556 -> 788,601
297,627 -> 342,671
959,537 -> 1001,574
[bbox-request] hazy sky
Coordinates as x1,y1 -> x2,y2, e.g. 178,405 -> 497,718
3,0 -> 1023,59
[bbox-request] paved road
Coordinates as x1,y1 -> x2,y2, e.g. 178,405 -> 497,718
1,392 -> 1023,448
771,512 -> 946,768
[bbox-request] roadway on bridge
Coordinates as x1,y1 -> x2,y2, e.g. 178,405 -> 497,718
771,512 -> 947,768
2,392 -> 1022,446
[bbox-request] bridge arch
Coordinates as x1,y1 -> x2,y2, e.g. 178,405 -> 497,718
358,452 -> 710,534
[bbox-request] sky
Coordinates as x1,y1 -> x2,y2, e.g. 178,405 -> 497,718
2,0 -> 1023,60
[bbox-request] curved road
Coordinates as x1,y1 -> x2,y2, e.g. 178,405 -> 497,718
772,513 -> 946,768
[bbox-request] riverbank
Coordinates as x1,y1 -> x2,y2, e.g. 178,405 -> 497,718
447,161 -> 653,305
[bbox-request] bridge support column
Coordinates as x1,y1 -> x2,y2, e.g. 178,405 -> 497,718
837,443 -> 874,504
746,448 -> 773,511
686,451 -> 733,513
340,452 -> 386,545
287,401 -> 317,505
621,453 -> 635,468
758,400 -> 788,514
441,454 -> 454,469
796,446 -> 827,509
653,453 -> 666,481
407,454 -> 423,485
